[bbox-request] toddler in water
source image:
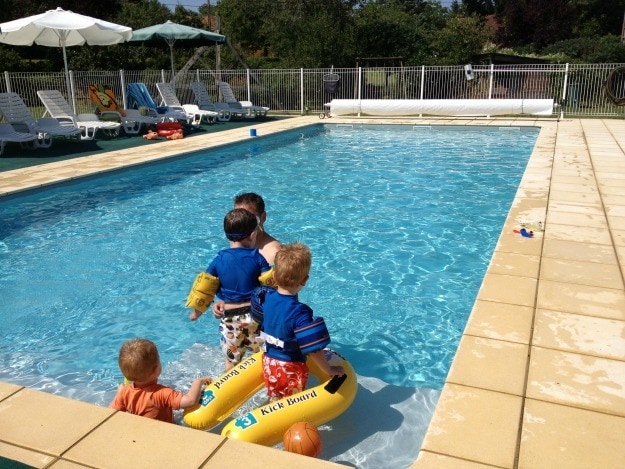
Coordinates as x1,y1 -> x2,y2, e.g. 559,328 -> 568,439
110,338 -> 212,423
253,242 -> 344,401
188,208 -> 273,370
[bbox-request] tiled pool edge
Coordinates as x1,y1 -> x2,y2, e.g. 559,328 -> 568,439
414,118 -> 625,468
2,116 -> 624,468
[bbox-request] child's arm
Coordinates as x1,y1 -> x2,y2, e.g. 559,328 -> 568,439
179,376 -> 213,409
308,350 -> 344,377
109,384 -> 125,410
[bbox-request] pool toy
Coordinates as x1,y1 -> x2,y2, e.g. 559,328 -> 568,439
156,121 -> 182,138
186,272 -> 220,313
166,129 -> 184,140
513,228 -> 534,238
183,349 -> 356,447
142,130 -> 159,140
283,421 -> 322,457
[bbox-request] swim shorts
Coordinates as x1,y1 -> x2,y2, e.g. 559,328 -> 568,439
219,311 -> 260,365
262,354 -> 309,400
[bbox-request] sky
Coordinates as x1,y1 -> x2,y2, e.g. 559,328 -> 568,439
160,0 -> 211,11
159,0 -> 454,13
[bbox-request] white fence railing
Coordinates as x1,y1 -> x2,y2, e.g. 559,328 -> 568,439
2,64 -> 625,119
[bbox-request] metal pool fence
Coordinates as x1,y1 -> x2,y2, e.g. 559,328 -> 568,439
2,63 -> 625,119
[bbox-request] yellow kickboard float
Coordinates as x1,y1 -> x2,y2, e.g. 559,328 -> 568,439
185,272 -> 220,313
183,349 -> 357,447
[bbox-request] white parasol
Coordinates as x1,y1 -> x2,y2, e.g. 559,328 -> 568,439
0,7 -> 132,103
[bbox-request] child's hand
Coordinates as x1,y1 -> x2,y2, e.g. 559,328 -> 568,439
330,365 -> 345,377
189,309 -> 204,321
212,300 -> 225,318
195,376 -> 213,387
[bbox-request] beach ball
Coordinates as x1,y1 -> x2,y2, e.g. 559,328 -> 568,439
283,421 -> 322,457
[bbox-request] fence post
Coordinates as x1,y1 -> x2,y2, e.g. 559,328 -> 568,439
420,65 -> 425,117
246,68 -> 251,102
488,64 -> 494,99
300,68 -> 304,115
357,67 -> 362,116
4,71 -> 11,93
561,63 -> 570,119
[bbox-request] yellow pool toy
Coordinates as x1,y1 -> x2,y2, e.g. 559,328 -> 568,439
183,349 -> 357,446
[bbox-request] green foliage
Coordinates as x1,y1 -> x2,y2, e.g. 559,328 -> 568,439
541,35 -> 625,64
430,13 -> 494,65
0,0 -> 623,72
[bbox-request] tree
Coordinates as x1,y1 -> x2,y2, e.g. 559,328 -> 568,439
570,0 -> 625,37
542,34 -> 625,63
217,0 -> 357,67
495,0 -> 577,49
430,13 -> 494,64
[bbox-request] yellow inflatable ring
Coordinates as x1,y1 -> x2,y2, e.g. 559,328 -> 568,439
183,349 -> 357,447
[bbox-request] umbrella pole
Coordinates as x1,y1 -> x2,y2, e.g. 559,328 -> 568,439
169,42 -> 175,83
62,46 -> 74,112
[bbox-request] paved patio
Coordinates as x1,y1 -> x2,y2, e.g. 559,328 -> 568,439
1,116 -> 624,468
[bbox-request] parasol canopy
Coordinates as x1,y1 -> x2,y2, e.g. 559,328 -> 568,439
0,7 -> 132,100
129,20 -> 226,79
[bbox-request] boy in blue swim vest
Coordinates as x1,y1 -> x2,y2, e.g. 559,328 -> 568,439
188,208 -> 272,370
253,242 -> 344,401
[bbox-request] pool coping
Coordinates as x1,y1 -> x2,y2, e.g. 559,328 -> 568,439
1,116 -> 624,468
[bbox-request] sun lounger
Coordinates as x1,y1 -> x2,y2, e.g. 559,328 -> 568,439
156,82 -> 218,125
190,82 -> 232,122
89,84 -> 159,134
0,92 -> 81,148
217,81 -> 269,118
37,90 -> 121,140
126,82 -> 191,124
0,123 -> 38,155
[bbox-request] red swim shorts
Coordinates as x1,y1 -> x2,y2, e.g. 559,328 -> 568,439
262,354 -> 309,400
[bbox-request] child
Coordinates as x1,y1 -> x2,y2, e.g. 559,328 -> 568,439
187,208 -> 272,370
212,192 -> 282,317
254,243 -> 344,401
109,338 -> 212,423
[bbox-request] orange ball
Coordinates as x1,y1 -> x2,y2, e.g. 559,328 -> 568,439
283,421 -> 322,457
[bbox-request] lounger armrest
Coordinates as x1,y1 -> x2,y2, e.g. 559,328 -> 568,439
98,110 -> 123,122
8,121 -> 32,134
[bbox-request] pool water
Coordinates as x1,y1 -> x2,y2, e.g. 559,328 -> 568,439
0,124 -> 539,467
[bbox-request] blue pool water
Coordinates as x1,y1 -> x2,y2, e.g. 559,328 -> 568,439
0,124 -> 538,467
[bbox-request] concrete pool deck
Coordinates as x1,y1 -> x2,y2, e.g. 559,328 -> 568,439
1,116 -> 624,468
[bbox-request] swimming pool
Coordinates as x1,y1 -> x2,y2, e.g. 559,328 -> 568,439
0,124 -> 539,467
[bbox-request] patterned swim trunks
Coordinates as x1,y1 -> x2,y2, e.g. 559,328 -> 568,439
262,354 -> 309,400
219,311 -> 260,365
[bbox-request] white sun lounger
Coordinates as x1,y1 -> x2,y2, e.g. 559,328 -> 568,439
156,82 -> 217,126
37,90 -> 121,140
0,123 -> 38,155
190,81 -> 232,122
88,84 -> 159,135
217,81 -> 269,118
0,92 -> 81,148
